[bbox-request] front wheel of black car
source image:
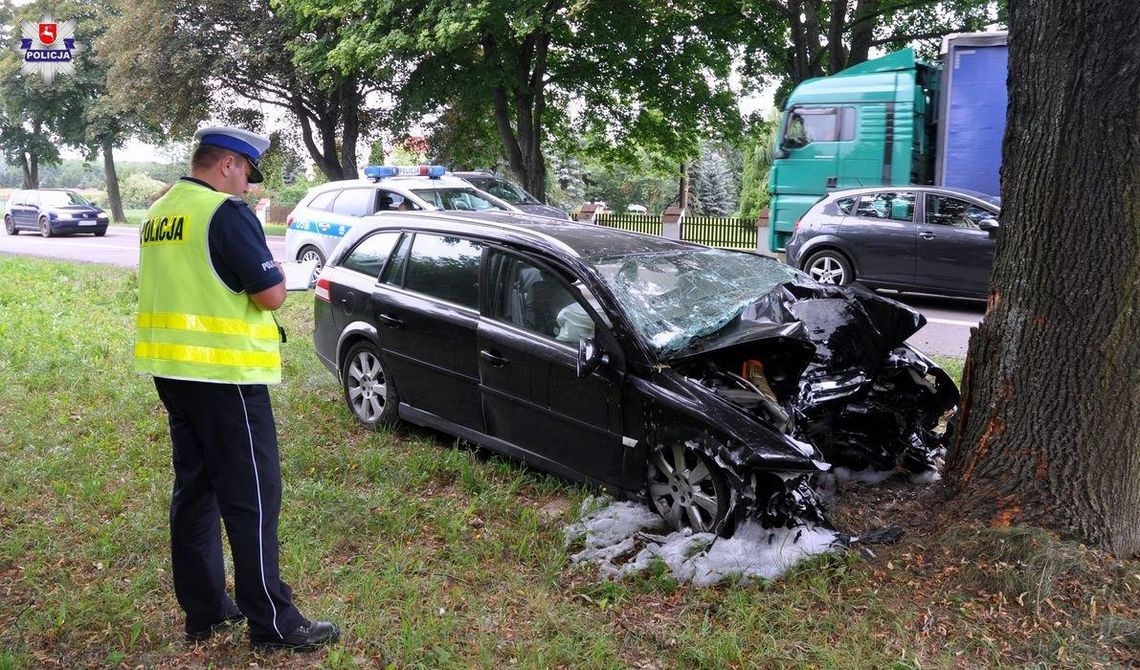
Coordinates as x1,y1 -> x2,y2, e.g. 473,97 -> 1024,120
803,249 -> 853,285
341,341 -> 399,429
647,445 -> 731,534
4,215 -> 16,235
39,216 -> 53,238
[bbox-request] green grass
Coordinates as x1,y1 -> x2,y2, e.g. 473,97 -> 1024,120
0,256 -> 1134,668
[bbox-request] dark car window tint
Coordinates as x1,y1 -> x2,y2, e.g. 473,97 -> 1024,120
924,194 -> 993,230
308,190 -> 338,212
376,190 -> 420,212
403,234 -> 482,308
341,232 -> 401,278
381,233 -> 412,286
854,192 -> 915,222
331,188 -> 376,217
488,253 -> 589,342
835,197 -> 857,215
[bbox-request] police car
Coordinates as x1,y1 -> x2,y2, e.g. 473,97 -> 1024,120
284,165 -> 517,268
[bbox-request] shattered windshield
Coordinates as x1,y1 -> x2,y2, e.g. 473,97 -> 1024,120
589,249 -> 802,355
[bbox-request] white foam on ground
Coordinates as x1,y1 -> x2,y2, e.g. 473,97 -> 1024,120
831,466 -> 899,484
564,497 -> 841,587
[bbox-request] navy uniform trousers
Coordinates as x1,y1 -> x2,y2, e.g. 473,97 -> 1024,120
153,377 -> 305,642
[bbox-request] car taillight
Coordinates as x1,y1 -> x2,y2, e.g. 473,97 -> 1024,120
315,276 -> 332,302
285,213 -> 294,228
793,215 -> 804,231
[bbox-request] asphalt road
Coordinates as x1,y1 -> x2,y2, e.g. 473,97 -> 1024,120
0,225 -> 983,357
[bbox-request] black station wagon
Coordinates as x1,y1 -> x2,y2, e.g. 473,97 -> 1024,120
313,212 -> 958,534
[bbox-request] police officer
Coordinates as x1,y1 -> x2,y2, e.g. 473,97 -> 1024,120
135,126 -> 339,651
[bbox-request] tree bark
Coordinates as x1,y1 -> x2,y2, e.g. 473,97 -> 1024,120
101,138 -> 126,224
22,154 -> 38,189
946,0 -> 1140,556
486,29 -> 550,201
845,0 -> 880,69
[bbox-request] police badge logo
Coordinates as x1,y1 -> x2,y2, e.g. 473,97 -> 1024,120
16,13 -> 83,83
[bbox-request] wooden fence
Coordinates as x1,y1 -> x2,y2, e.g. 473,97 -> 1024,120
581,212 -> 758,250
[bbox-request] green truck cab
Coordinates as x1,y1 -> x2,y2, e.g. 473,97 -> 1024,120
767,33 -> 1008,251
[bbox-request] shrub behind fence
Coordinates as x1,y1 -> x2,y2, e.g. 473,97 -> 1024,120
584,212 -> 757,250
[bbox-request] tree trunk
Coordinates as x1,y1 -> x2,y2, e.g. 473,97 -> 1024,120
22,153 -> 38,189
102,138 -> 126,224
945,0 -> 1140,556
845,0 -> 880,69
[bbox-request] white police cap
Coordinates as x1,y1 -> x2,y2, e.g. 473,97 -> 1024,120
192,126 -> 271,183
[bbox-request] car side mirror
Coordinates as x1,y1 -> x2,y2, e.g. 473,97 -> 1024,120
979,218 -> 1000,232
576,337 -> 608,378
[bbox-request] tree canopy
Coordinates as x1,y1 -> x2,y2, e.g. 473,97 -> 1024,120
281,0 -> 744,199
101,0 -> 383,180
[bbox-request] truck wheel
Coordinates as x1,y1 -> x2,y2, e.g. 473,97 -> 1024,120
803,249 -> 853,285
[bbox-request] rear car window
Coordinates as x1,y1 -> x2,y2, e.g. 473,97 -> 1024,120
341,232 -> 402,278
308,190 -> 338,212
835,197 -> 857,215
332,188 -> 377,217
403,234 -> 483,308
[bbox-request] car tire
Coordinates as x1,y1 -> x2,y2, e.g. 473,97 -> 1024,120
4,215 -> 16,235
341,340 -> 399,429
39,216 -> 53,238
647,445 -> 732,535
803,249 -> 853,285
94,228 -> 107,237
297,245 -> 325,271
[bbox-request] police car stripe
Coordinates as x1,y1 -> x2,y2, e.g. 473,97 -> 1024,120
237,386 -> 283,640
288,220 -> 352,238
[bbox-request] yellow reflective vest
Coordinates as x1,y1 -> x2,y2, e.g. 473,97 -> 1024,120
135,180 -> 281,384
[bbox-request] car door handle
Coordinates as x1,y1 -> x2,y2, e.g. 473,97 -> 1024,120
919,231 -> 936,240
376,313 -> 403,328
479,350 -> 509,367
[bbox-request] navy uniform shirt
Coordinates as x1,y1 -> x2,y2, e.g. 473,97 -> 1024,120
180,177 -> 283,294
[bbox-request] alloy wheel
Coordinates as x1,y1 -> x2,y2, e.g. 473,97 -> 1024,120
808,255 -> 846,284
346,349 -> 387,422
647,445 -> 729,533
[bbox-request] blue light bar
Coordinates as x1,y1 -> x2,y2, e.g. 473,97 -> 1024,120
364,165 -> 447,180
364,165 -> 399,180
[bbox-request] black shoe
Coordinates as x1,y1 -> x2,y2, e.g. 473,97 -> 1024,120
251,620 -> 340,652
185,613 -> 246,642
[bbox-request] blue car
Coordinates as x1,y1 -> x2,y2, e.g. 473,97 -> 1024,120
4,189 -> 110,237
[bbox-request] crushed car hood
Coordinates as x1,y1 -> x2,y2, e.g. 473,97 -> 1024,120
665,281 -> 926,370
